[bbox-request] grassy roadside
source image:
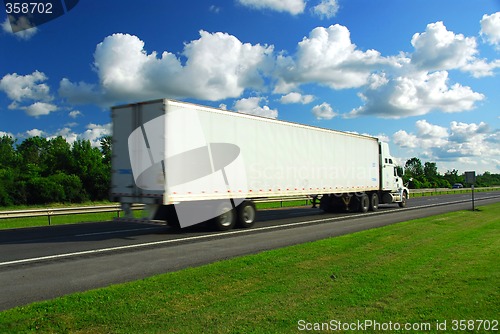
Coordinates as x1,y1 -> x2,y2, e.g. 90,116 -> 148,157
0,200 -> 310,230
410,186 -> 500,197
1,202 -> 498,333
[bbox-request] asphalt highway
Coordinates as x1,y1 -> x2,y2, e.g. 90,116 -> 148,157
0,191 -> 499,311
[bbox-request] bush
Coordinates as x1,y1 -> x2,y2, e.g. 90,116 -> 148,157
48,173 -> 88,203
0,183 -> 13,206
26,177 -> 66,204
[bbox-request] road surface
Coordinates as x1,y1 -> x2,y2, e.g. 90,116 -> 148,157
0,191 -> 499,311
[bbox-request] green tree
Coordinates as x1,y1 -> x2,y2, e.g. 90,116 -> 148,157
17,136 -> 49,177
423,162 -> 449,188
0,168 -> 14,206
404,158 -> 425,188
44,136 -> 73,175
405,158 -> 424,179
26,177 -> 65,204
0,135 -> 114,206
71,139 -> 109,200
443,169 -> 464,187
0,135 -> 19,168
49,173 -> 88,203
476,172 -> 500,187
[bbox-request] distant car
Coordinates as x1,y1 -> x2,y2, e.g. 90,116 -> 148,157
452,183 -> 464,189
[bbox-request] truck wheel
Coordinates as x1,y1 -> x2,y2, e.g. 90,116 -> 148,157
358,194 -> 370,213
369,193 -> 379,212
398,192 -> 408,208
320,194 -> 335,213
211,203 -> 236,231
236,201 -> 256,228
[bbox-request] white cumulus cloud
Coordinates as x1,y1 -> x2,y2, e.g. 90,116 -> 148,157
22,102 -> 58,117
60,32 -> 274,105
25,128 -> 45,137
275,24 -> 396,92
57,20 -> 496,122
19,124 -> 111,148
80,123 -> 112,147
415,119 -> 448,139
0,131 -> 14,138
392,120 -> 500,172
411,21 -> 499,77
449,121 -> 489,143
311,0 -> 339,19
411,21 -> 477,71
460,58 -> 500,78
311,102 -> 337,120
348,70 -> 485,119
1,17 -> 38,40
49,127 -> 79,145
0,71 -> 58,117
69,110 -> 82,118
234,97 -> 278,118
280,92 -> 315,104
480,12 -> 500,47
0,71 -> 51,102
237,0 -> 306,15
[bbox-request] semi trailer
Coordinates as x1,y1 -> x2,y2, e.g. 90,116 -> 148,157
111,99 -> 409,230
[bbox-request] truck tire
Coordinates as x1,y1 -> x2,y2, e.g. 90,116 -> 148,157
398,192 -> 408,208
369,193 -> 379,212
320,194 -> 336,213
358,194 -> 370,213
211,203 -> 236,231
319,194 -> 330,212
236,200 -> 256,228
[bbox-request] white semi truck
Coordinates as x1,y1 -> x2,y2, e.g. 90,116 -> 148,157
111,99 -> 408,230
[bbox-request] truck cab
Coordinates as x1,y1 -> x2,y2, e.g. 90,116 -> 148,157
379,142 -> 409,207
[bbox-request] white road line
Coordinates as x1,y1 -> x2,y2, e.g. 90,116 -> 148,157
1,196 -> 497,268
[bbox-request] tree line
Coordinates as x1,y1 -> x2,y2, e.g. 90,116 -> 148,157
0,135 -> 111,206
0,135 -> 499,206
401,157 -> 500,189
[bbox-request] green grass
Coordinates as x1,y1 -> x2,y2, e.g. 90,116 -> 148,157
1,202 -> 498,333
0,210 -> 146,230
0,212 -> 121,229
410,186 -> 500,197
0,200 -> 121,229
255,199 -> 312,210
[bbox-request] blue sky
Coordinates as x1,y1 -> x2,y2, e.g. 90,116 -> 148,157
1,0 -> 499,173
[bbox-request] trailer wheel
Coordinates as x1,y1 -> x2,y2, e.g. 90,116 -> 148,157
320,194 -> 337,213
236,201 -> 256,228
358,194 -> 370,213
319,194 -> 331,212
398,192 -> 408,208
211,203 -> 236,231
369,193 -> 379,212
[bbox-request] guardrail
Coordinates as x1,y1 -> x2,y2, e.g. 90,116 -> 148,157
410,186 -> 500,197
0,204 -> 145,225
0,197 -> 313,225
1,188 -> 499,225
